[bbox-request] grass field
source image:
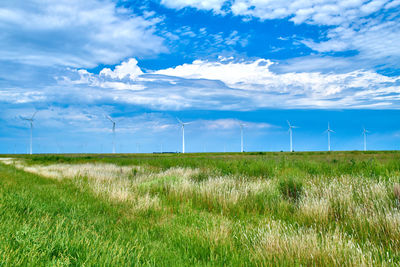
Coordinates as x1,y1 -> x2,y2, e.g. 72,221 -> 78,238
1,151 -> 400,266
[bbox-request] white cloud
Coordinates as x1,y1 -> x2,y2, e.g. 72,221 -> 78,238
200,119 -> 272,129
100,58 -> 143,80
0,0 -> 166,68
0,88 -> 46,104
53,57 -> 400,110
160,0 -> 400,66
161,0 -> 397,26
5,105 -> 180,136
301,39 -> 349,52
2,57 -> 400,111
154,58 -> 398,97
303,18 -> 400,66
160,0 -> 227,13
63,61 -> 146,91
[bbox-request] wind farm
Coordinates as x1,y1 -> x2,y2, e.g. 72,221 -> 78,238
1,0 -> 400,265
7,110 -> 387,155
10,111 -> 381,154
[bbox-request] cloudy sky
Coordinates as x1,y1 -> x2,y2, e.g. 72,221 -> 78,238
1,0 -> 400,153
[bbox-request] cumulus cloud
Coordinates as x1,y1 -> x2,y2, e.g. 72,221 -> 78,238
52,57 -> 400,110
100,58 -> 143,80
2,57 -> 400,111
0,0 -> 166,68
154,58 -> 398,97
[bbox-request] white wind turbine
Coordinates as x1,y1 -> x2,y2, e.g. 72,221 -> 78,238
20,111 -> 38,155
287,120 -> 298,152
105,115 -> 116,154
362,127 -> 369,151
177,118 -> 193,153
325,122 -> 335,151
239,122 -> 246,152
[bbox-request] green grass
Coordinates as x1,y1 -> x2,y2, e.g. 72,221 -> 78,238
1,151 -> 400,265
0,163 -> 246,266
11,150 -> 400,179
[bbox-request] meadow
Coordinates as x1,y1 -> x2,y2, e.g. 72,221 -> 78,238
1,151 -> 400,266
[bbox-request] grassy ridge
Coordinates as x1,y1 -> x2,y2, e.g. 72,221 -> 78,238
1,152 -> 400,265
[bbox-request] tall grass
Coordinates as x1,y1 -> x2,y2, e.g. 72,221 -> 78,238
1,151 -> 400,265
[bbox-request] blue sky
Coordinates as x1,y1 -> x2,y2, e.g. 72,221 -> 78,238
1,0 -> 400,153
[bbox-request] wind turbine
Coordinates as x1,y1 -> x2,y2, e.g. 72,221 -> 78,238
105,115 -> 116,154
177,118 -> 193,153
287,120 -> 298,152
239,123 -> 246,152
20,111 -> 37,155
362,127 -> 369,151
325,122 -> 335,151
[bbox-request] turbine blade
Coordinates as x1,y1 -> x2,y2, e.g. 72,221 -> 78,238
31,111 -> 38,120
176,117 -> 183,124
287,120 -> 291,127
105,115 -> 115,123
20,115 -> 30,121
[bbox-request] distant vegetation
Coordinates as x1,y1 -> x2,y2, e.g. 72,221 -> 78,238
1,151 -> 400,265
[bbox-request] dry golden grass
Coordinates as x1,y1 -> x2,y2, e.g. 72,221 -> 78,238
394,183 -> 400,203
247,220 -> 369,265
0,158 -> 16,165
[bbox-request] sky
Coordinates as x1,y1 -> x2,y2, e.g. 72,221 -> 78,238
0,0 -> 400,154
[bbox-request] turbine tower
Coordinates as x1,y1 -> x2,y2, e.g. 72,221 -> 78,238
287,120 -> 298,152
20,111 -> 37,155
325,122 -> 335,151
177,118 -> 193,153
239,123 -> 246,152
106,115 -> 116,154
362,127 -> 369,151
